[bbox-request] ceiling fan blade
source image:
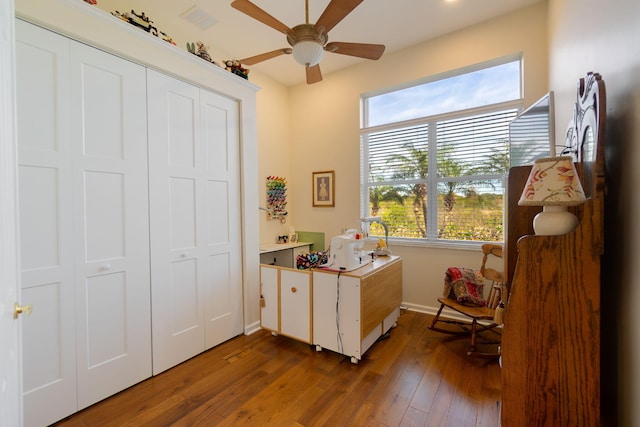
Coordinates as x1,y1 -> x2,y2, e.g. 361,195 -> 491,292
306,64 -> 323,84
315,0 -> 365,34
240,48 -> 292,65
325,42 -> 385,60
231,0 -> 292,35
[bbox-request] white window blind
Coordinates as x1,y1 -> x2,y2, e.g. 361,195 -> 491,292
361,58 -> 522,244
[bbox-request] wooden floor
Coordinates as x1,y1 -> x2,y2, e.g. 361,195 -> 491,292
53,310 -> 501,427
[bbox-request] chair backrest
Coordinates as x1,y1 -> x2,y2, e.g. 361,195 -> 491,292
479,243 -> 504,309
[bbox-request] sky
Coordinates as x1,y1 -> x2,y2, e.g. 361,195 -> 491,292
367,60 -> 521,127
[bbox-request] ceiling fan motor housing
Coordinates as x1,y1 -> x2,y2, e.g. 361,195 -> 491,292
287,24 -> 328,66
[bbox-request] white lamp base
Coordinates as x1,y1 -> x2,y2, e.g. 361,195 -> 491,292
533,205 -> 579,236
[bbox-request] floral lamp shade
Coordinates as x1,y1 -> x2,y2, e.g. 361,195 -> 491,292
518,156 -> 586,235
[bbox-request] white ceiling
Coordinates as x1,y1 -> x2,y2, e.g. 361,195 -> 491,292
95,0 -> 542,86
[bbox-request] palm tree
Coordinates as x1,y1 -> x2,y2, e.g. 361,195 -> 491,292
368,181 -> 404,216
437,144 -> 467,212
387,142 -> 429,237
466,139 -> 510,175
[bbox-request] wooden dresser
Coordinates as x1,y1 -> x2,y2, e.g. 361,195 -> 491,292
501,73 -> 605,426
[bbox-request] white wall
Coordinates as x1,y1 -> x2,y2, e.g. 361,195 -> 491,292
250,73 -> 295,246
548,0 -> 640,424
285,2 -> 549,313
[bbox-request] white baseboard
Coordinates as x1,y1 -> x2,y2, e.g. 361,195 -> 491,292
401,302 -> 484,324
403,302 -> 503,329
244,321 -> 261,335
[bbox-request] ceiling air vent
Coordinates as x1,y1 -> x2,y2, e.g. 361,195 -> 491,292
180,5 -> 218,30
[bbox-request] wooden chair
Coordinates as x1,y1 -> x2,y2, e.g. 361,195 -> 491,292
428,243 -> 504,358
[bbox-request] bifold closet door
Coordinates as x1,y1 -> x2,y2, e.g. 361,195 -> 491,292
70,41 -> 152,410
16,20 -> 77,427
147,70 -> 243,375
16,20 -> 152,426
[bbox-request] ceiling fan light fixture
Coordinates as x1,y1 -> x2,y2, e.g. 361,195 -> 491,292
292,40 -> 324,66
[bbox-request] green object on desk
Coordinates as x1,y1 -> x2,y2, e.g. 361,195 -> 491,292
296,231 -> 325,252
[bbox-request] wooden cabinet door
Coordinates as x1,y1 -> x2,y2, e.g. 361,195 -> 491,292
260,266 -> 279,332
280,270 -> 312,343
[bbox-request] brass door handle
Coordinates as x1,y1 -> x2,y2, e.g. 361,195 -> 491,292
14,303 -> 32,319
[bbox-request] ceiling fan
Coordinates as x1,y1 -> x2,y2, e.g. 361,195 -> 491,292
231,0 -> 385,84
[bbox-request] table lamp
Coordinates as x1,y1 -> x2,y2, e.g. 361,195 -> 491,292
518,156 -> 586,235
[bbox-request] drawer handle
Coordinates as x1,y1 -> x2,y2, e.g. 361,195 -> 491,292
291,287 -> 297,293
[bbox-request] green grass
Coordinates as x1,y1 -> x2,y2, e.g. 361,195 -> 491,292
369,194 -> 503,242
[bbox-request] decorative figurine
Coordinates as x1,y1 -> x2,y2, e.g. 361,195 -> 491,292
110,9 -> 175,45
224,59 -> 249,80
187,42 -> 219,66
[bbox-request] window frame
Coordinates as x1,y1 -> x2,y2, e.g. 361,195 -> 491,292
360,60 -> 523,248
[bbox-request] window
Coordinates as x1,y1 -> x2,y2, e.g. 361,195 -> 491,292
361,59 -> 522,245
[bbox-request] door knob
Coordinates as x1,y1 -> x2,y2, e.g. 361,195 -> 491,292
14,303 -> 32,319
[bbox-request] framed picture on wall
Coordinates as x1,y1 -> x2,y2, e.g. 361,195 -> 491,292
312,170 -> 335,207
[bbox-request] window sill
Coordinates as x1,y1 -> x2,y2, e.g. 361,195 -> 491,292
364,237 -> 502,251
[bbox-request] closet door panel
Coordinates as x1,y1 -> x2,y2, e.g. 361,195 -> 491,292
16,21 -> 78,427
207,180 -> 229,243
81,65 -> 124,159
168,177 -> 200,335
167,93 -> 196,167
70,41 -> 151,409
85,272 -> 128,361
19,166 -> 64,271
148,71 -> 243,372
84,171 -> 125,259
201,90 -> 243,348
170,177 -> 197,248
148,70 -> 205,374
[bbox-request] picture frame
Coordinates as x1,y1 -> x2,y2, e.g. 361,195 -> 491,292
312,170 -> 335,207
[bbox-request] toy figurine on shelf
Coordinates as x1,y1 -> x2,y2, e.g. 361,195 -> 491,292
160,31 -> 176,45
224,60 -> 249,80
111,10 -> 176,45
187,41 -> 220,66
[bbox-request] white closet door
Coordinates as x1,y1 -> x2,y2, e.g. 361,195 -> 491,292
147,70 -> 243,374
16,21 -> 77,427
200,89 -> 243,349
70,41 -> 152,409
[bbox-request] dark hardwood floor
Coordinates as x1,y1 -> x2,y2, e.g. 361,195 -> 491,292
52,310 -> 501,426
